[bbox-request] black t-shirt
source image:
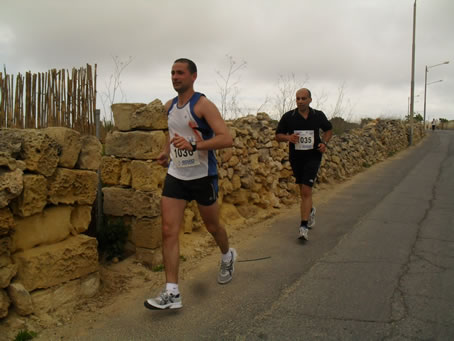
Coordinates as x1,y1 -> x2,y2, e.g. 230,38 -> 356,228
276,107 -> 332,161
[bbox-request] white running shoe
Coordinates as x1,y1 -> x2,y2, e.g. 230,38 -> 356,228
299,226 -> 309,241
308,207 -> 316,228
217,248 -> 237,284
144,290 -> 182,310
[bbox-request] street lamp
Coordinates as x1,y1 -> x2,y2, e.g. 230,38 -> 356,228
423,61 -> 449,128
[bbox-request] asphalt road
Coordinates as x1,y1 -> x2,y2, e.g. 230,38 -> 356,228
41,130 -> 454,341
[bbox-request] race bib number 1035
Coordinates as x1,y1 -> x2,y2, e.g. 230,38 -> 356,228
294,130 -> 314,150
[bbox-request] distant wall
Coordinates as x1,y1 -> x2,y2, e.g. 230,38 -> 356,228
101,102 -> 426,268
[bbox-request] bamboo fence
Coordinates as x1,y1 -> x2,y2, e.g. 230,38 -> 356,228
0,64 -> 97,135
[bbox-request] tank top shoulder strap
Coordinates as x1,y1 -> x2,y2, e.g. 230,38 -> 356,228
189,92 -> 205,114
167,97 -> 178,115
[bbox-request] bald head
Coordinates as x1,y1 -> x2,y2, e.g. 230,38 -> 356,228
296,88 -> 311,98
296,88 -> 312,114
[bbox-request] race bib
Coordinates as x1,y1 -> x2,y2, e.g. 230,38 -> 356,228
171,137 -> 200,168
294,130 -> 314,150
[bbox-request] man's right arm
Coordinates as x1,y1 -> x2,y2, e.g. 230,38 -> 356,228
276,115 -> 298,144
156,100 -> 172,167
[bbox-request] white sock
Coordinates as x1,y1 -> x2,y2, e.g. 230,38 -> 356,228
166,283 -> 179,295
222,249 -> 232,263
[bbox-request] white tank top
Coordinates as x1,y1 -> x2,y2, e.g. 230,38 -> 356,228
167,92 -> 218,180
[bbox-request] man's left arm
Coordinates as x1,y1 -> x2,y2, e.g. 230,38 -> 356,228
317,112 -> 333,153
193,97 -> 233,151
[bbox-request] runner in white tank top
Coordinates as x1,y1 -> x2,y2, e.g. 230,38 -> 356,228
145,58 -> 237,311
167,92 -> 217,180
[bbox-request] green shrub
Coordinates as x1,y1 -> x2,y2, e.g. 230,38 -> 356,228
14,330 -> 38,341
152,264 -> 165,272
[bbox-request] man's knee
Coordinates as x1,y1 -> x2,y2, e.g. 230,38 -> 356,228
161,223 -> 179,240
300,185 -> 312,199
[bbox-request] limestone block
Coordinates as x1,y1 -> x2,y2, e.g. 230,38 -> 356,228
112,100 -> 167,131
219,203 -> 245,226
120,161 -> 132,186
43,127 -> 82,168
0,208 -> 15,236
12,206 -> 73,251
0,129 -> 22,160
12,234 -> 99,292
0,254 -> 11,268
0,151 -> 18,171
111,103 -> 146,131
19,129 -> 60,176
0,168 -> 23,208
47,168 -> 98,205
231,174 -> 241,191
183,208 -> 194,234
227,167 -> 234,179
100,156 -> 122,186
219,178 -> 233,195
80,272 -> 101,298
228,155 -> 240,167
70,205 -> 92,235
10,174 -> 47,217
8,282 -> 33,316
105,130 -> 166,160
249,154 -> 260,170
237,204 -> 262,219
223,189 -> 249,205
130,217 -> 162,249
0,289 -> 10,318
0,263 -> 18,288
0,237 -> 11,260
77,135 -> 102,170
219,148 -> 233,163
30,272 -> 100,314
103,187 -> 160,218
130,160 -> 166,191
31,278 -> 80,315
240,175 -> 254,189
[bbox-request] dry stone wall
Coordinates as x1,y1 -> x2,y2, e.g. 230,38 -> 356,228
102,102 -> 425,269
101,100 -> 168,268
0,127 -> 102,320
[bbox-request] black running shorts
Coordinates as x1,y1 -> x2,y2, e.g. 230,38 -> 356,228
290,158 -> 321,187
162,174 -> 218,206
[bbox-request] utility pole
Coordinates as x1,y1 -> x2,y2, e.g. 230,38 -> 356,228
409,0 -> 416,146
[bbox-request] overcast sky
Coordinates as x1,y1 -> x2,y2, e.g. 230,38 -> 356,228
2,0 -> 453,122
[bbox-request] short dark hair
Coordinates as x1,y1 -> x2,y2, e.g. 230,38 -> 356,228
174,58 -> 197,74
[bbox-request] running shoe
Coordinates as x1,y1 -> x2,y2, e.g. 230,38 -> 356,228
217,248 -> 237,284
144,290 -> 182,310
299,226 -> 309,241
308,207 -> 316,228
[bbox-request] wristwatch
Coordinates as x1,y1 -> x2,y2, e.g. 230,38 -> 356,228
321,140 -> 328,147
190,141 -> 197,151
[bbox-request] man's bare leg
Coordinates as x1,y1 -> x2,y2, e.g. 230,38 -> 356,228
299,184 -> 313,222
161,196 -> 186,284
198,201 -> 229,254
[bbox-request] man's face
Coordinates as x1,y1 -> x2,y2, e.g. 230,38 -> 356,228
171,62 -> 196,93
296,89 -> 312,111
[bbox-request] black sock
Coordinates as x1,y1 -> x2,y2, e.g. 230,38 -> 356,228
301,220 -> 308,227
